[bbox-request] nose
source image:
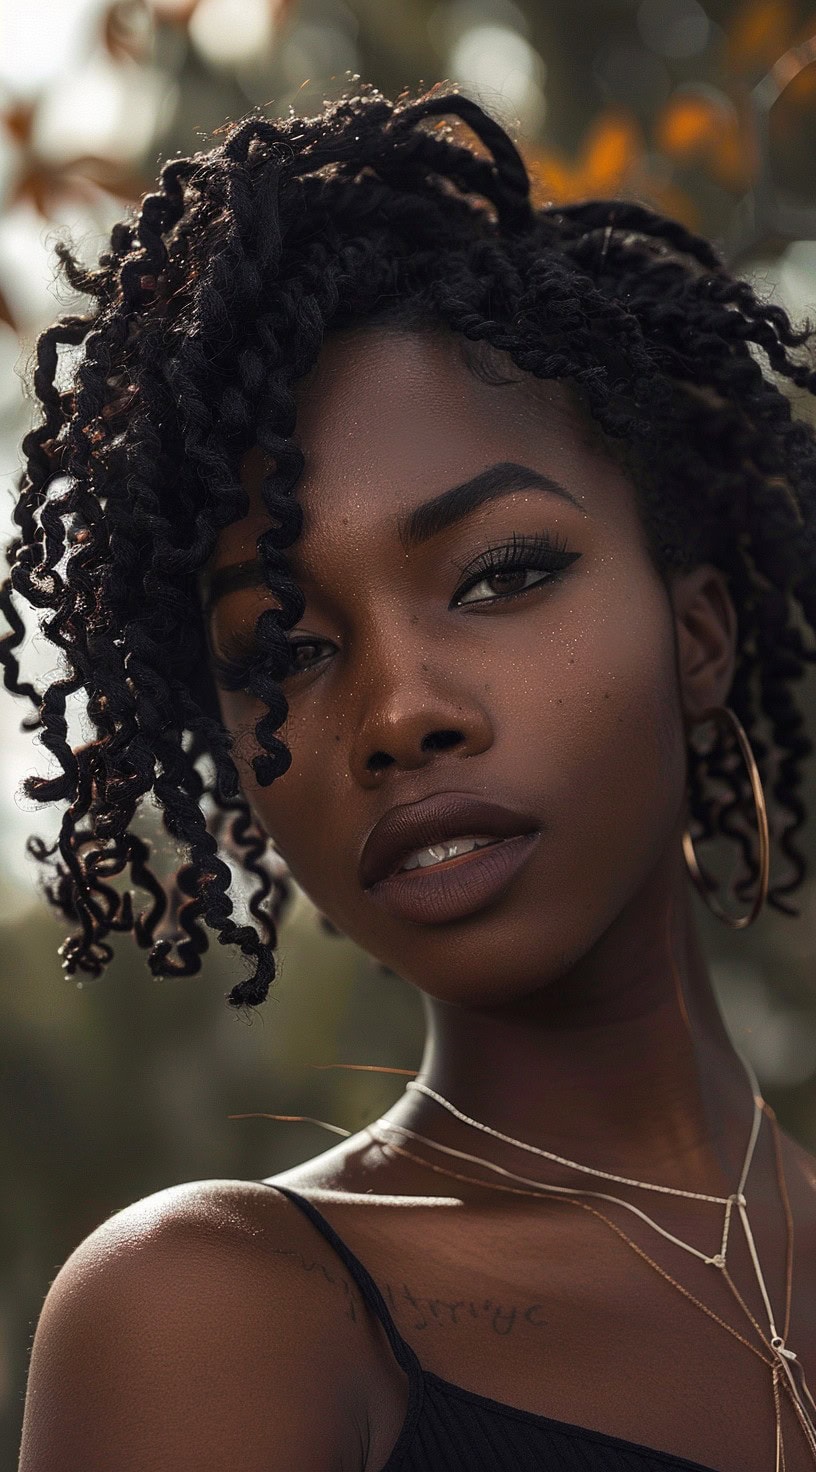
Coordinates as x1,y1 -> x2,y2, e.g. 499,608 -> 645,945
348,663 -> 493,785
364,722 -> 464,777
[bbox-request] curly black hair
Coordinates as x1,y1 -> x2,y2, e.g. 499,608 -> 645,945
2,81 -> 815,1014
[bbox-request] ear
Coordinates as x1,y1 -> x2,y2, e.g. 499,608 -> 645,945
668,563 -> 738,732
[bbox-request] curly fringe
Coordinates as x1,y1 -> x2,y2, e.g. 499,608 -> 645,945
2,81 -> 815,1011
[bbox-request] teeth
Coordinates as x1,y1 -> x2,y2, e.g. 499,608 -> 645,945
399,835 -> 498,872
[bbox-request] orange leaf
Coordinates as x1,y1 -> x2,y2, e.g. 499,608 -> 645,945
1,101 -> 36,147
656,94 -> 724,158
726,0 -> 795,75
522,113 -> 643,207
582,112 -> 642,193
522,136 -> 701,228
524,152 -> 584,206
10,167 -> 54,219
65,155 -> 152,201
655,90 -> 757,192
637,180 -> 700,232
7,157 -> 150,220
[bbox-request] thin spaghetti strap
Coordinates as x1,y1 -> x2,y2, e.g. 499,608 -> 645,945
259,1181 -> 424,1382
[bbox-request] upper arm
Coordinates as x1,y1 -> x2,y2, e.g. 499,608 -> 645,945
17,1182 -> 368,1472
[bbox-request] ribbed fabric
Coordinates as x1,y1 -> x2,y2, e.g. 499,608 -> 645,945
262,1183 -> 720,1472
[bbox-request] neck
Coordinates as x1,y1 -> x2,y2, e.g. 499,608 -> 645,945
385,852 -> 756,1199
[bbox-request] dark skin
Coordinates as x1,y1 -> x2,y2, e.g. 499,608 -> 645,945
203,327 -> 816,1472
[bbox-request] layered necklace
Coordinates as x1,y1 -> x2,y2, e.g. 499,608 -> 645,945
361,1057 -> 816,1472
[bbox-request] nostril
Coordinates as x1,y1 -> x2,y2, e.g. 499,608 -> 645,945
367,751 -> 394,773
420,730 -> 462,753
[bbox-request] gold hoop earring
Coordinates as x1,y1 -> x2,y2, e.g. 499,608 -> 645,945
682,704 -> 770,930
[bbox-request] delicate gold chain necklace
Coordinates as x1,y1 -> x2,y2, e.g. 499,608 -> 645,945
405,1062 -> 812,1364
406,1073 -> 762,1266
369,1069 -> 816,1471
369,1116 -> 810,1472
406,1076 -> 757,1203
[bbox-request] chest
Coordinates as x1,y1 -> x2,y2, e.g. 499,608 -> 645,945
362,1199 -> 816,1472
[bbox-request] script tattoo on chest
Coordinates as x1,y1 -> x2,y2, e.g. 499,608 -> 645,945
268,1246 -> 547,1335
383,1279 -> 547,1336
266,1245 -> 362,1323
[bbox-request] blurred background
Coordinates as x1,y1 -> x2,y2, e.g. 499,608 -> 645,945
2,0 -> 816,1460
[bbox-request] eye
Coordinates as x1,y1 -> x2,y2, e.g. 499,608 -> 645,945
211,529 -> 582,692
211,633 -> 332,691
286,637 -> 333,675
451,530 -> 581,608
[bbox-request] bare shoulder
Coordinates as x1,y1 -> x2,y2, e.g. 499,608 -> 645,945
17,1178 -> 372,1472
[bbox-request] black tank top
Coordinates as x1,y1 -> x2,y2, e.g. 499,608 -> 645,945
263,1182 -> 720,1472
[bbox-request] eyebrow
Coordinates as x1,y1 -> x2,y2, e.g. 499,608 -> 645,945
201,459 -> 584,617
398,459 -> 584,549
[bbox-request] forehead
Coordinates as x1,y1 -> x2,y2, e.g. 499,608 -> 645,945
293,325 -> 600,450
210,327 -> 644,573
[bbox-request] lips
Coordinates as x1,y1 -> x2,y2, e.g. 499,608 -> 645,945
358,792 -> 541,890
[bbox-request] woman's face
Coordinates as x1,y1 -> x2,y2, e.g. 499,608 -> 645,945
202,327 -> 724,1006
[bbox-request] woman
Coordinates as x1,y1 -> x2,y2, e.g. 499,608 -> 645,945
10,83 -> 816,1472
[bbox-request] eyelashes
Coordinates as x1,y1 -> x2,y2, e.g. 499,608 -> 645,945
450,528 -> 579,602
211,529 -> 581,692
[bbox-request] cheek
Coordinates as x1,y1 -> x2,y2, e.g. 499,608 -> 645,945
217,698 -> 341,888
518,578 -> 685,880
